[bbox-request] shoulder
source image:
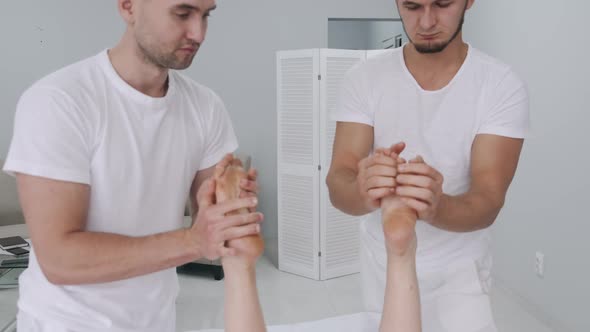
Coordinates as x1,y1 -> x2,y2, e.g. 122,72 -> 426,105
21,52 -> 105,107
32,52 -> 104,94
349,48 -> 402,77
171,71 -> 224,107
468,46 -> 526,89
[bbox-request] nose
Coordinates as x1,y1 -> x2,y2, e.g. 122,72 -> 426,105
186,18 -> 206,44
419,7 -> 437,31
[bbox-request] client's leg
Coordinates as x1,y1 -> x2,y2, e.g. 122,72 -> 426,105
379,191 -> 421,332
215,157 -> 266,332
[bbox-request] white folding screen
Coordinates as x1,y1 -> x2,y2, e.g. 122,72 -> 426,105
366,49 -> 393,59
277,49 -> 366,280
318,49 -> 366,280
277,50 -> 321,280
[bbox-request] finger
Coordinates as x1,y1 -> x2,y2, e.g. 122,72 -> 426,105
238,193 -> 259,212
410,155 -> 425,163
222,223 -> 261,242
367,187 -> 395,200
212,197 -> 259,216
396,174 -> 435,189
388,142 -> 406,156
374,147 -> 390,156
366,176 -> 396,190
366,164 -> 397,178
240,178 -> 259,194
239,191 -> 256,199
247,168 -> 258,181
221,212 -> 264,229
397,162 -> 435,177
400,162 -> 444,183
196,179 -> 216,209
365,153 -> 396,168
395,185 -> 434,204
400,197 -> 429,213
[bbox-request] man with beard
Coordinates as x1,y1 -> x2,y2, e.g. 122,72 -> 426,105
326,0 -> 529,331
2,1 -> 264,331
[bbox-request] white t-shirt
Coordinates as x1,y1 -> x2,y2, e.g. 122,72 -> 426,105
334,44 -> 529,273
3,50 -> 238,331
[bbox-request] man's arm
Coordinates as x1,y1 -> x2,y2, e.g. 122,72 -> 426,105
326,122 -> 402,216
16,174 -> 197,285
17,171 -> 261,285
396,134 -> 524,232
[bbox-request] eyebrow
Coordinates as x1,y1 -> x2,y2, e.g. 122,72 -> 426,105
174,3 -> 217,12
401,0 -> 451,4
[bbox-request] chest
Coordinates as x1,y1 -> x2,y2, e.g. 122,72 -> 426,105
371,85 -> 484,192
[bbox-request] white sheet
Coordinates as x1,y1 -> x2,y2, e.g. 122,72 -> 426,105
188,312 -> 381,332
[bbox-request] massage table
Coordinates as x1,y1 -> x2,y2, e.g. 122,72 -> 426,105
189,311 -> 381,332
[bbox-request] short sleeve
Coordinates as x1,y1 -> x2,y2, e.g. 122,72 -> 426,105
198,93 -> 238,170
332,64 -> 374,126
478,70 -> 530,138
3,86 -> 92,184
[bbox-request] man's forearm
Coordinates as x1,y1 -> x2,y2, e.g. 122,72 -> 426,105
326,168 -> 374,216
41,228 -> 200,285
431,191 -> 504,232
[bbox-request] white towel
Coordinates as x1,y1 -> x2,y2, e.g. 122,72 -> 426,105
187,311 -> 381,332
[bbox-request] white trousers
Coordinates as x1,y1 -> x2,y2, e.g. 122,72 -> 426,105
360,223 -> 498,332
17,309 -> 176,332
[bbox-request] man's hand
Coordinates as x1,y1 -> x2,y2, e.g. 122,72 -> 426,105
356,142 -> 406,211
240,168 -> 259,213
189,178 -> 263,260
395,156 -> 445,223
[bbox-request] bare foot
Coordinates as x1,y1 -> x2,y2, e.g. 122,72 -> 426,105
215,158 -> 264,265
381,195 -> 418,257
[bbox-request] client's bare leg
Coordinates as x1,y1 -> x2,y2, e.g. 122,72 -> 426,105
379,191 -> 421,332
215,158 -> 266,332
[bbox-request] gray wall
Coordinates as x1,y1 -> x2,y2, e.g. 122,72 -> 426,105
0,2 -> 123,158
0,0 -> 398,266
327,20 -> 407,50
464,1 -> 590,331
367,20 -> 406,50
2,1 -> 589,330
328,20 -> 371,50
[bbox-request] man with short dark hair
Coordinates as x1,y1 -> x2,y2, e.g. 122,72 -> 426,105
326,1 -> 529,331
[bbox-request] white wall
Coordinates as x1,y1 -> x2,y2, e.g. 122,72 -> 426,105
464,1 -> 590,331
0,0 -> 398,266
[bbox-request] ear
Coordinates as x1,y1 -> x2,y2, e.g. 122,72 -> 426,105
466,0 -> 476,11
117,0 -> 137,25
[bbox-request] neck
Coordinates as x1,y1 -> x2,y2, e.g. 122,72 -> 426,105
403,33 -> 468,73
108,31 -> 169,98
